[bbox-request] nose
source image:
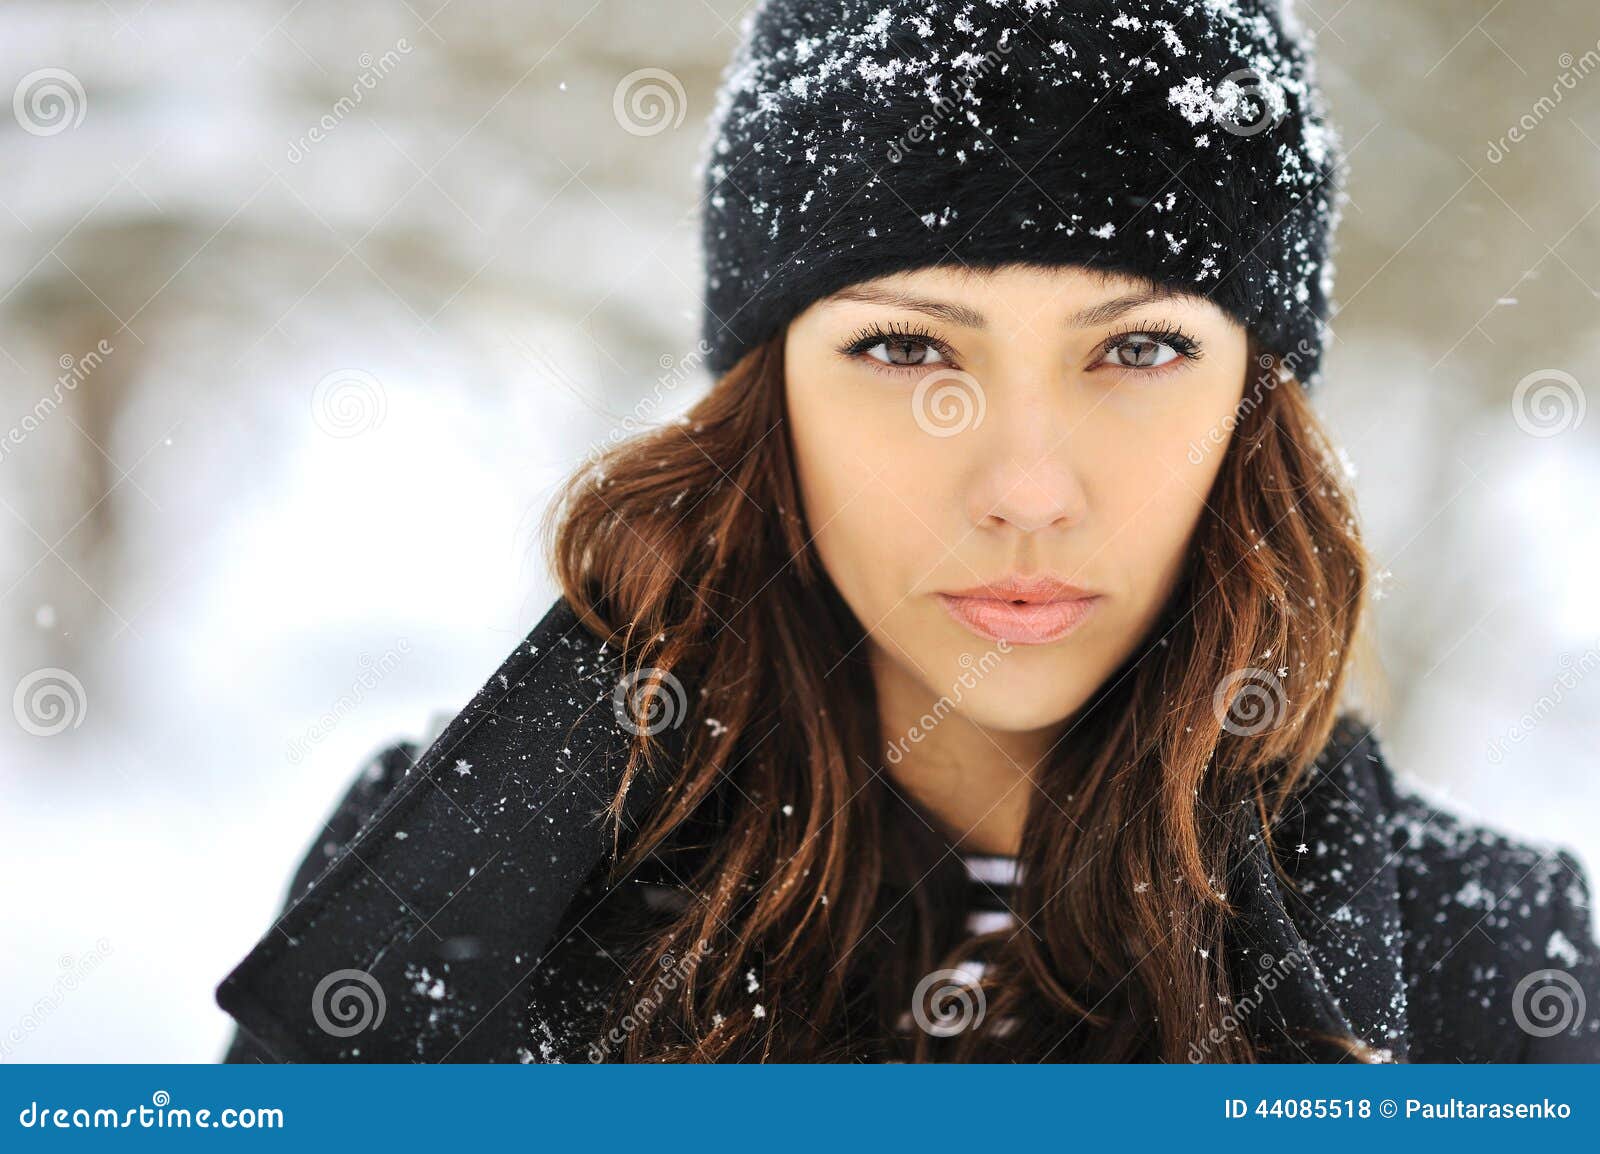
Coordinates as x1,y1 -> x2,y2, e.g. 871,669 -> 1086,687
964,384 -> 1090,534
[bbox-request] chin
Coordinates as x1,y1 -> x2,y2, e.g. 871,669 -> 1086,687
942,679 -> 1089,735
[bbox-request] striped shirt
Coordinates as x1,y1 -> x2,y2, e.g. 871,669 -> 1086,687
894,851 -> 1023,1044
634,851 -> 1025,1047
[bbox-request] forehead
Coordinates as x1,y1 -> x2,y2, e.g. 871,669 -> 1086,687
818,263 -> 1232,326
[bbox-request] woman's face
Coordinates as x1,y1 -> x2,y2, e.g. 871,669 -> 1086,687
784,263 -> 1250,737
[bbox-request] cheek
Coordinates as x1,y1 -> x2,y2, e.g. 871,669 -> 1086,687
1085,381 -> 1241,616
787,376 -> 949,621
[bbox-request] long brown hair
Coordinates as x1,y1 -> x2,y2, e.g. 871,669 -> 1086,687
547,331 -> 1377,1061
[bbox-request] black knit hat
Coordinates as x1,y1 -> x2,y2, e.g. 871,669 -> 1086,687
698,0 -> 1344,386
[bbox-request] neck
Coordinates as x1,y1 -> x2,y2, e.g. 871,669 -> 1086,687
870,644 -> 1062,857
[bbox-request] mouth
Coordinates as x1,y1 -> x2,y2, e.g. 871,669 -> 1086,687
936,577 -> 1102,646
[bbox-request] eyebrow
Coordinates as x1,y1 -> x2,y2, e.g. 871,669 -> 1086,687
827,283 -> 1192,330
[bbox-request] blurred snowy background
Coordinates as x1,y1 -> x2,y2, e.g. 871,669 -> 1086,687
1,0 -> 1597,1061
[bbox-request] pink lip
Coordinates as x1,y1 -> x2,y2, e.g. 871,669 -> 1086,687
942,576 -> 1097,602
936,576 -> 1102,646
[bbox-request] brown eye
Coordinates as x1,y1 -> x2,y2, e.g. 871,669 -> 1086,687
1103,335 -> 1181,369
866,338 -> 946,367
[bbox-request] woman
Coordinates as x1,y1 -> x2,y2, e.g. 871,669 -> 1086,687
217,0 -> 1599,1063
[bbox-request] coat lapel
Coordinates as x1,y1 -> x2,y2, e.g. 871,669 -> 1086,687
217,598 -> 662,1062
1226,723 -> 1411,1062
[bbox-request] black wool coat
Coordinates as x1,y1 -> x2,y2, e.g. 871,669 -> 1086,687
217,599 -> 1600,1063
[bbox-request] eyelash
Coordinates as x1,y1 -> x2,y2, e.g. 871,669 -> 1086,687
836,319 -> 1205,376
1099,320 -> 1204,370
838,321 -> 958,370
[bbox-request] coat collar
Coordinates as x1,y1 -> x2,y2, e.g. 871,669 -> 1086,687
218,598 -> 668,1062
219,601 -> 1407,1062
1227,720 -> 1411,1061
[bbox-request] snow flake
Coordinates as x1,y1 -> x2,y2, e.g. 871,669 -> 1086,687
1167,76 -> 1215,126
1455,878 -> 1497,910
411,967 -> 447,1000
1547,929 -> 1581,966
